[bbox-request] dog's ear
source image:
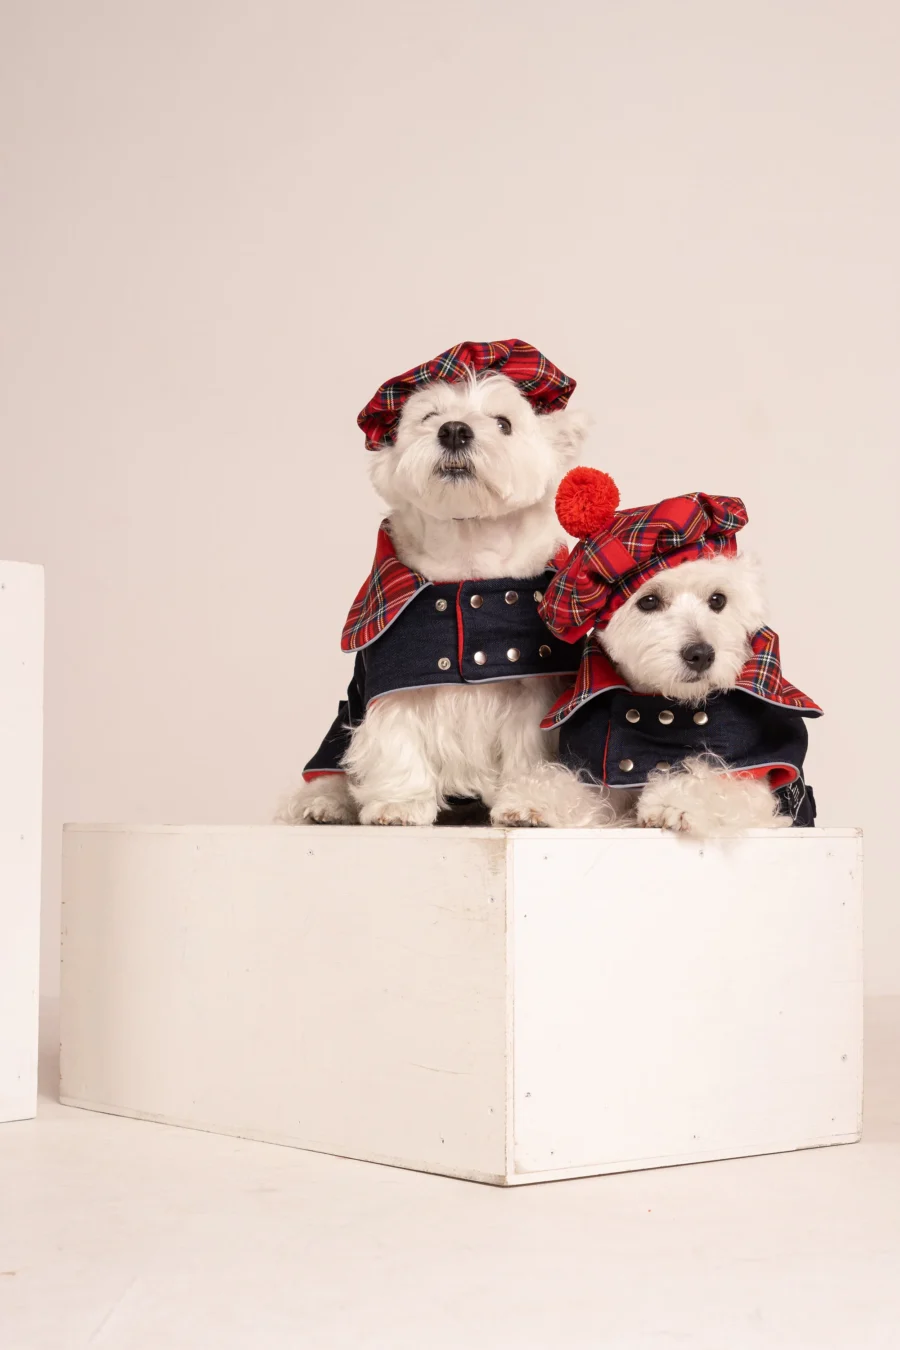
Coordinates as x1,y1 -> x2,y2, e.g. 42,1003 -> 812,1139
541,407 -> 593,459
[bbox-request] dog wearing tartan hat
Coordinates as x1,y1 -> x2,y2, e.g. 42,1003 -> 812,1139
280,340 -> 598,829
537,467 -> 822,834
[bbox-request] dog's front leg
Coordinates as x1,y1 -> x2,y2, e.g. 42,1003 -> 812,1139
343,697 -> 440,826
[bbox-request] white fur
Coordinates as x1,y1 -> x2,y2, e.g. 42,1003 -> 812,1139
283,373 -> 597,828
600,555 -> 767,704
634,756 -> 791,833
276,774 -> 357,825
595,554 -> 790,835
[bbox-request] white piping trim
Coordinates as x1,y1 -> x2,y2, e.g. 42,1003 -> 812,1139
366,670 -> 573,705
546,683 -> 632,727
604,760 -> 802,790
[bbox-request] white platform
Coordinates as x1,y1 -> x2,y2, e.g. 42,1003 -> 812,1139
0,561 -> 44,1124
60,825 -> 863,1186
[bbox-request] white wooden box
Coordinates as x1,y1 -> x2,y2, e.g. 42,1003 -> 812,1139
0,561 -> 44,1124
60,825 -> 863,1185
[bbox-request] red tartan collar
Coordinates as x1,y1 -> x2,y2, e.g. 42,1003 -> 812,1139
541,626 -> 822,728
341,525 -> 429,652
342,524 -> 569,652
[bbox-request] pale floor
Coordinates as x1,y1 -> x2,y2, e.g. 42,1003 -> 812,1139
2,1001 -> 899,1350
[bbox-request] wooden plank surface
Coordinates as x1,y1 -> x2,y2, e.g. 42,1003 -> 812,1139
511,830 -> 864,1176
61,826 -> 510,1182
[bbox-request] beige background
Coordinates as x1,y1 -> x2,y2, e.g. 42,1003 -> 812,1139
2,0 -> 898,996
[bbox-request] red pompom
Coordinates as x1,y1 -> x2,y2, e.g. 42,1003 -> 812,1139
555,467 -> 620,538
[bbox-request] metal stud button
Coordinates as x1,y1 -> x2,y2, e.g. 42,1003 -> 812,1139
437,657 -> 451,671
656,761 -> 671,771
534,590 -> 544,603
470,594 -> 483,609
538,644 -> 552,658
625,708 -> 641,724
473,651 -> 487,666
619,758 -> 634,773
435,598 -> 448,612
505,590 -> 519,605
658,709 -> 675,725
693,710 -> 709,726
507,648 -> 521,662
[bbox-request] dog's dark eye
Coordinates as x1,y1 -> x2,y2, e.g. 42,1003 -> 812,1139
636,594 -> 662,613
422,410 -> 439,423
496,416 -> 512,435
708,592 -> 727,612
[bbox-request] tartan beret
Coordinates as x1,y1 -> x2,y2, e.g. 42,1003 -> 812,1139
540,467 -> 748,642
357,339 -> 576,451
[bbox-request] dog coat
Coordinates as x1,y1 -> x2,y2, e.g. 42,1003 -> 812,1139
542,630 -> 822,825
302,524 -> 581,781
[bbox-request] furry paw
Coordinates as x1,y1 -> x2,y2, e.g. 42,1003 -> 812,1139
490,764 -> 611,829
636,757 -> 790,836
275,776 -> 357,825
491,803 -> 550,828
357,798 -> 438,826
635,798 -> 692,833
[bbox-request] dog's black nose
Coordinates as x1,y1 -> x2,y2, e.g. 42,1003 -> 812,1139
681,641 -> 715,674
437,421 -> 474,452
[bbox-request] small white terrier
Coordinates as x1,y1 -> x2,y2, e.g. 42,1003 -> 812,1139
284,366 -> 598,828
597,555 -> 793,832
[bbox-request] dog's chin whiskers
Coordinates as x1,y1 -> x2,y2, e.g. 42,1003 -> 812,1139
436,465 -> 475,482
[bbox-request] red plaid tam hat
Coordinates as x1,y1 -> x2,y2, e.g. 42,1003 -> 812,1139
357,339 -> 576,450
539,467 -> 749,642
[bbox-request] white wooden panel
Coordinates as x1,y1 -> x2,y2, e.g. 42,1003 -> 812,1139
0,561 -> 44,1123
61,824 -> 863,1185
511,830 -> 863,1176
60,826 -> 510,1183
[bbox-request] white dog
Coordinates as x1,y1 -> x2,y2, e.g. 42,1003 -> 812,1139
596,555 -> 794,833
282,366 -> 598,829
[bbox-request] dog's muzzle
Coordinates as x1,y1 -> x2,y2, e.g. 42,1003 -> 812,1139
435,420 -> 475,480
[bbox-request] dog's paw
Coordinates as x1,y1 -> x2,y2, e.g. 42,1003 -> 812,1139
491,803 -> 550,828
636,797 -> 692,832
358,799 -> 438,827
275,777 -> 357,825
303,794 -> 356,824
490,765 -> 610,829
636,758 -> 788,836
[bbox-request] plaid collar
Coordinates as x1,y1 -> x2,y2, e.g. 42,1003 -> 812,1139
541,626 -> 822,729
342,524 -> 569,652
342,525 -> 429,652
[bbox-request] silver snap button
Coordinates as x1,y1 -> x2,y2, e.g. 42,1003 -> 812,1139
658,709 -> 675,725
538,644 -> 552,658
656,761 -> 671,771
533,590 -> 544,603
470,594 -> 483,609
507,648 -> 521,662
435,598 -> 448,612
505,590 -> 518,605
625,708 -> 641,724
473,651 -> 487,666
619,758 -> 634,773
693,710 -> 709,726
437,657 -> 451,671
